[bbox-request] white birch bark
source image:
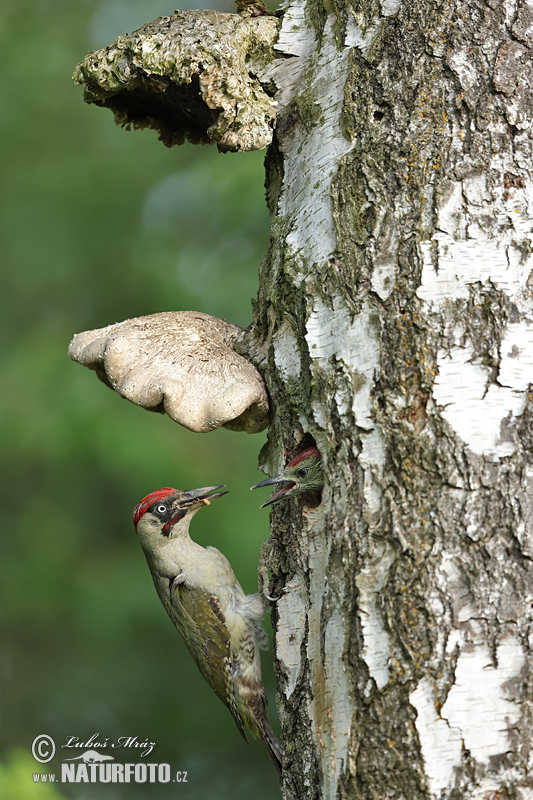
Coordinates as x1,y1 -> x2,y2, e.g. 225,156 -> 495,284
239,0 -> 533,798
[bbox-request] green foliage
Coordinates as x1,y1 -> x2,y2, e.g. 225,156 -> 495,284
0,751 -> 68,800
0,0 -> 278,797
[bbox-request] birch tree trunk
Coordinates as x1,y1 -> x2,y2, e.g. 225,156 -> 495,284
239,1 -> 533,798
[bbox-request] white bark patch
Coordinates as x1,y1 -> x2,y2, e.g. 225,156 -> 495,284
345,12 -> 378,50
322,610 -> 352,779
499,320 -> 533,390
276,575 -> 307,697
414,555 -> 527,794
446,50 -> 482,105
416,171 -> 533,457
440,635 -> 525,763
303,504 -> 349,799
371,258 -> 397,301
418,234 -> 527,302
355,543 -> 396,689
417,177 -> 533,307
358,428 -> 386,524
268,4 -> 358,269
306,297 -> 380,430
410,678 -> 463,795
273,321 -> 301,378
380,0 -> 401,15
434,328 -> 533,458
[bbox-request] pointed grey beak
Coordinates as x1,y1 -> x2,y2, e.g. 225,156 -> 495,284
181,486 -> 229,506
250,474 -> 283,490
251,476 -> 295,508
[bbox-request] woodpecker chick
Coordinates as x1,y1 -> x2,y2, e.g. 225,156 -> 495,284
133,486 -> 282,777
251,446 -> 323,508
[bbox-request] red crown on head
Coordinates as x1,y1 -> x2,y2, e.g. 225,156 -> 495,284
287,446 -> 320,467
133,488 -> 176,529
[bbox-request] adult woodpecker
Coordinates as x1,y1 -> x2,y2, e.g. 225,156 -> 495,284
132,486 -> 282,777
251,446 -> 323,508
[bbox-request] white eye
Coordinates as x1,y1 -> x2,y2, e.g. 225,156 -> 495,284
156,504 -> 167,514
297,468 -> 308,478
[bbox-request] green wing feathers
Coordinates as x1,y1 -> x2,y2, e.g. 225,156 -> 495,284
168,582 -> 249,742
153,574 -> 282,777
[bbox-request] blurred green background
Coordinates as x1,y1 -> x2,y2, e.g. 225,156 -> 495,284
0,0 -> 278,796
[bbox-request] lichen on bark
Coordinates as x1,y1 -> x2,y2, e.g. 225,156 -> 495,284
73,10 -> 280,152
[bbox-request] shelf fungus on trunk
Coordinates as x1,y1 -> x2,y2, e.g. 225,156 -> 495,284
68,311 -> 269,433
73,10 -> 279,153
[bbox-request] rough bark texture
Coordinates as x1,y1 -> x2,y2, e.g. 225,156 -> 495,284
237,0 -> 533,798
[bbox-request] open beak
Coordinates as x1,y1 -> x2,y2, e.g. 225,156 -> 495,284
250,475 -> 294,508
180,485 -> 229,508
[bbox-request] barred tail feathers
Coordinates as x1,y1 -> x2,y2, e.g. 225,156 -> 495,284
258,718 -> 283,779
239,689 -> 283,779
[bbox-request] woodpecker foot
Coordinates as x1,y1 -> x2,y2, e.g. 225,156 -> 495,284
258,538 -> 280,603
262,537 -> 278,555
169,573 -> 185,606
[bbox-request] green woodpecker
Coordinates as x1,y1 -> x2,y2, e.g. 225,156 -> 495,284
251,446 -> 323,507
132,486 -> 282,777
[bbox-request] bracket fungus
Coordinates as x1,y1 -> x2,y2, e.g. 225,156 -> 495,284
73,10 -> 279,152
68,311 -> 269,433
